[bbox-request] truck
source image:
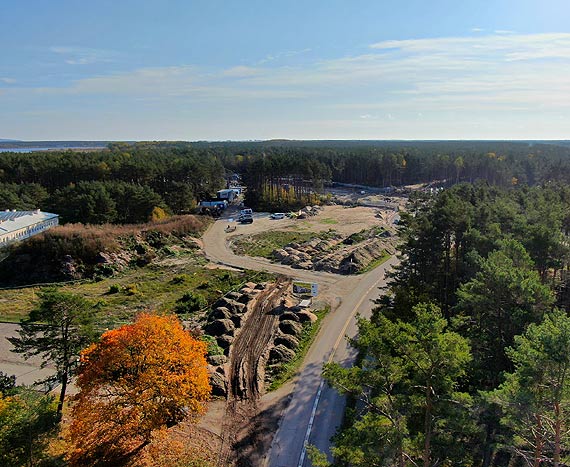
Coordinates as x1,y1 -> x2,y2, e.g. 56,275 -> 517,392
199,200 -> 228,210
216,189 -> 239,202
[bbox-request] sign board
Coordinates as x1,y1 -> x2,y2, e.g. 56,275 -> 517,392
293,281 -> 318,297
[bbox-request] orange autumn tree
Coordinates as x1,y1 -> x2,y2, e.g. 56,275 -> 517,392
67,313 -> 211,467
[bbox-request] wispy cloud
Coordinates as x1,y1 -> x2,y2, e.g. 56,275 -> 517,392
222,66 -> 260,78
471,27 -> 484,33
0,78 -> 16,84
3,33 -> 570,139
256,47 -> 312,65
50,46 -> 116,65
13,33 -> 570,110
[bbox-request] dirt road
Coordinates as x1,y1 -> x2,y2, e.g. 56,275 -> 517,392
203,211 -> 342,290
202,206 -> 398,466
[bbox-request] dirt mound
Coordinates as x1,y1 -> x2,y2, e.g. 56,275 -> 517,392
274,333 -> 300,350
273,226 -> 396,274
268,344 -> 296,364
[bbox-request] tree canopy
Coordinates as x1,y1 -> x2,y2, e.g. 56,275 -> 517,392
68,313 -> 211,467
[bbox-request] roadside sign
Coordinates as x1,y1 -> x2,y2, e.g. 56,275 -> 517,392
293,281 -> 318,297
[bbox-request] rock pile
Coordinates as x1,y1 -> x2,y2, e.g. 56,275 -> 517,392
272,228 -> 396,274
204,283 -> 264,396
295,205 -> 323,219
267,308 -> 317,368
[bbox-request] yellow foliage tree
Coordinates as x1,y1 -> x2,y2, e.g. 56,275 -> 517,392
67,313 -> 211,466
149,206 -> 169,222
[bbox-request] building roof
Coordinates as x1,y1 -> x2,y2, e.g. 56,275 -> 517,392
0,210 -> 58,235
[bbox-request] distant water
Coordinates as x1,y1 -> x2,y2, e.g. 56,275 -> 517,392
0,147 -> 103,153
0,148 -> 53,153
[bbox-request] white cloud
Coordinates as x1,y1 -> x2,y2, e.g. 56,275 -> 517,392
222,66 -> 260,78
471,28 -> 484,33
4,33 -> 570,139
50,46 -> 116,65
0,78 -> 16,84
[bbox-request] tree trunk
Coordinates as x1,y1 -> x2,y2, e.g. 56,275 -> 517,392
423,383 -> 433,467
532,414 -> 543,467
554,400 -> 561,467
57,370 -> 68,413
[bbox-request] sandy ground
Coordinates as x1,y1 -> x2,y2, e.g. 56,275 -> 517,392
225,204 -> 397,241
0,323 -> 56,387
200,197 -> 403,466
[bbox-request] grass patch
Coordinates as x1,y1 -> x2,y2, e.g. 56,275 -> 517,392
268,306 -> 329,391
0,287 -> 41,322
0,256 -> 273,326
319,218 -> 338,225
232,230 -> 340,259
232,231 -> 318,258
359,250 -> 391,274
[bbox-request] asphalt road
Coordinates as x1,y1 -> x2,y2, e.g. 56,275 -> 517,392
265,257 -> 397,467
202,211 -> 397,467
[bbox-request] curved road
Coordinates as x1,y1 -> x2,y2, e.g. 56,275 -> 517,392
202,212 -> 397,467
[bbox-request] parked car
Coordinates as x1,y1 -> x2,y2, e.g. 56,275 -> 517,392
239,215 -> 254,224
270,212 -> 285,219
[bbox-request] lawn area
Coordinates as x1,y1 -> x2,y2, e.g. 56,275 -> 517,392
359,250 -> 391,273
319,218 -> 338,225
231,230 -> 320,258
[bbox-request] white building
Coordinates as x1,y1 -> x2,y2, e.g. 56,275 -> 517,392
0,210 -> 59,247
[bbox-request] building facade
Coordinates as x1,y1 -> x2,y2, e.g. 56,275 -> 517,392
0,210 -> 59,247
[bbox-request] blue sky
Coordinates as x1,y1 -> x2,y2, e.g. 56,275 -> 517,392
1,0 -> 569,140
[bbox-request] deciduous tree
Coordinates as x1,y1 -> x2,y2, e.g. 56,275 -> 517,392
68,313 -> 211,467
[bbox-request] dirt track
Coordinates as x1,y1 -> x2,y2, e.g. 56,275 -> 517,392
217,277 -> 289,466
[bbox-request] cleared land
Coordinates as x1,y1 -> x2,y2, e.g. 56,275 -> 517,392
228,205 -> 397,275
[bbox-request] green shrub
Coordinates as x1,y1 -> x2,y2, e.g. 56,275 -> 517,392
124,283 -> 139,296
108,284 -> 121,294
174,292 -> 206,315
170,274 -> 190,285
202,335 -> 224,356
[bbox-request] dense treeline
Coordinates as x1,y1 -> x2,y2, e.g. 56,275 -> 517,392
0,144 -> 224,223
321,182 -> 570,466
214,141 -> 570,209
3,141 -> 570,221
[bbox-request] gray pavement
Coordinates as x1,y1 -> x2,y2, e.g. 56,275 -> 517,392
0,322 -> 56,387
265,257 -> 397,467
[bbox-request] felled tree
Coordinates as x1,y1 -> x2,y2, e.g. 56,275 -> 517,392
68,313 -> 211,467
